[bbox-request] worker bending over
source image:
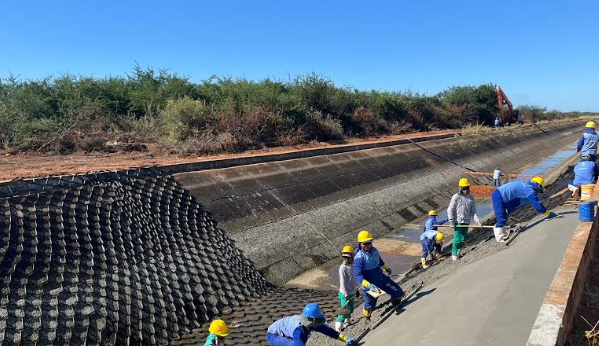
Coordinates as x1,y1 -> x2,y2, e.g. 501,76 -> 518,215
335,245 -> 359,332
266,303 -> 357,346
423,210 -> 447,232
420,230 -> 444,269
354,230 -> 405,319
204,319 -> 230,345
568,155 -> 599,197
447,178 -> 481,261
577,121 -> 598,162
492,176 -> 557,242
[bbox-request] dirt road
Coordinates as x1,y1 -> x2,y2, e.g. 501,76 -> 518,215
0,130 -> 458,182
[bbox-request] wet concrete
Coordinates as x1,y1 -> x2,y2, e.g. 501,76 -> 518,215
362,210 -> 578,346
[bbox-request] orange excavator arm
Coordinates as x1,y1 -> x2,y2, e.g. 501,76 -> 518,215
496,86 -> 514,123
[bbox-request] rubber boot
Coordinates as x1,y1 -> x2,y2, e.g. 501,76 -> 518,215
334,321 -> 342,332
362,308 -> 371,319
452,255 -> 458,261
391,297 -> 402,306
343,318 -> 351,329
421,257 -> 429,269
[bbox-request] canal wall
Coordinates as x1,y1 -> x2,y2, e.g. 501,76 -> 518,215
175,121 -> 584,284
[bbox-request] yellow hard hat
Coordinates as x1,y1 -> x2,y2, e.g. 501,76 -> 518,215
357,230 -> 373,243
586,121 -> 595,128
428,210 -> 437,216
436,232 -> 444,243
209,319 -> 230,337
531,176 -> 545,188
341,245 -> 354,256
459,178 -> 470,187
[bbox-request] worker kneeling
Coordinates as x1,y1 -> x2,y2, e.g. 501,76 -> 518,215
354,230 -> 405,319
265,303 -> 357,346
492,176 -> 557,242
420,231 -> 444,269
567,155 -> 599,198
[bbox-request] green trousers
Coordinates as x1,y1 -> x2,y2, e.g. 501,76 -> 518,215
452,223 -> 468,256
336,291 -> 355,322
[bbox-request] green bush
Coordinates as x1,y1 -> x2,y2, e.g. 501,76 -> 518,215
162,97 -> 209,141
0,67 -> 589,155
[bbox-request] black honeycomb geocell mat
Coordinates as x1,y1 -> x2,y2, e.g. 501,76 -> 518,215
0,170 -> 271,345
170,288 -> 347,346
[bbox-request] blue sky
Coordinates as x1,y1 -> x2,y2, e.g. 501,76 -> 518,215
1,0 -> 598,111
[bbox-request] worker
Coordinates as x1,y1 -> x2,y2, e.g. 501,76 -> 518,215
335,245 -> 359,332
567,155 -> 599,197
354,230 -> 405,319
420,230 -> 444,269
493,167 -> 503,187
492,176 -> 558,242
265,303 -> 357,346
577,121 -> 598,162
204,319 -> 230,345
447,178 -> 481,261
494,118 -> 501,128
423,210 -> 448,232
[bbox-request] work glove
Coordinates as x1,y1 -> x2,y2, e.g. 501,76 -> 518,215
368,283 -> 378,291
382,264 -> 392,275
346,337 -> 357,345
547,211 -> 558,218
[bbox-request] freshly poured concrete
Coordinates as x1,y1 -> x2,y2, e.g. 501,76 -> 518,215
363,210 -> 577,346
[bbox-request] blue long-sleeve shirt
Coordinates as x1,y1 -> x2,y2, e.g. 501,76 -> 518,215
577,129 -> 598,156
423,216 -> 448,232
572,161 -> 599,186
267,315 -> 339,346
497,181 -> 546,213
354,247 -> 384,285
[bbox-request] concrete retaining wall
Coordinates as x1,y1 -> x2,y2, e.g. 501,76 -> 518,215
175,121 -> 583,284
526,180 -> 599,346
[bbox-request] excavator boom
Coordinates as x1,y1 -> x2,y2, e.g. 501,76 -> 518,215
496,86 -> 516,124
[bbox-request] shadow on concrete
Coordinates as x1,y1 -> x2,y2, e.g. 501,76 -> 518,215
519,211 -> 578,235
394,287 -> 437,315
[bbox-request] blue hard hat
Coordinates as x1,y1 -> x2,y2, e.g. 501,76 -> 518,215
302,303 -> 324,319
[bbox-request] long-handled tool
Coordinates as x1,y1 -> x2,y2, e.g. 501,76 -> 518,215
434,224 -> 495,229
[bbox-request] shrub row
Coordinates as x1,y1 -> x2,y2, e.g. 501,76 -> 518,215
0,66 -> 587,154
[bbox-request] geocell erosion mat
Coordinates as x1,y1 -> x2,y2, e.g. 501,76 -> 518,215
0,169 -> 314,346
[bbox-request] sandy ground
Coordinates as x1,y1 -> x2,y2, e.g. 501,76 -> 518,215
0,129 -> 458,182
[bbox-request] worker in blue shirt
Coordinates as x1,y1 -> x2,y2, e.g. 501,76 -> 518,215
494,118 -> 501,128
577,121 -> 598,162
491,176 -> 557,242
354,230 -> 405,319
420,230 -> 444,269
423,210 -> 448,232
568,155 -> 599,197
265,303 -> 357,346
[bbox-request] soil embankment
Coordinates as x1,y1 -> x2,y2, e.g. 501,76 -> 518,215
176,120 -> 583,285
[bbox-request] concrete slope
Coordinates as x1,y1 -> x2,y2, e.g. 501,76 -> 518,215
363,211 -> 577,346
177,121 -> 582,284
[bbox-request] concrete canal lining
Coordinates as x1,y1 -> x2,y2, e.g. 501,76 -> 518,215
176,121 -> 583,285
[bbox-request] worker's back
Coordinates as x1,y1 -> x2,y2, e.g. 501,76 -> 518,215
498,181 -> 534,202
573,161 -> 597,186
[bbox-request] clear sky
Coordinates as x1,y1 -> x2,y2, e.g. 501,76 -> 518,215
1,0 -> 598,111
